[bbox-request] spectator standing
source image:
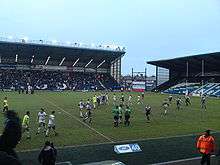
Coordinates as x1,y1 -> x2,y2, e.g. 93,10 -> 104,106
197,130 -> 215,165
0,110 -> 22,164
38,141 -> 57,165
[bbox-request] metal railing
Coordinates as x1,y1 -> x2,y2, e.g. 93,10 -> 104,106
0,37 -> 126,52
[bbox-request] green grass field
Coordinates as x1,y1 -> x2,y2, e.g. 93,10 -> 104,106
0,91 -> 220,152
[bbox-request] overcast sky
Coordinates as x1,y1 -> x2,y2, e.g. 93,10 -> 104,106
1,0 -> 220,75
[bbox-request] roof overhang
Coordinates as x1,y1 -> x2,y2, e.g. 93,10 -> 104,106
147,52 -> 220,73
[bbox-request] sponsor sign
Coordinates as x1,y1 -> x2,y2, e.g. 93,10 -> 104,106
132,81 -> 145,92
114,143 -> 141,154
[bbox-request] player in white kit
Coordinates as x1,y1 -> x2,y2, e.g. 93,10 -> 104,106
46,111 -> 58,137
128,95 -> 132,105
137,95 -> 141,104
113,94 -> 117,105
78,100 -> 84,118
36,108 -> 47,134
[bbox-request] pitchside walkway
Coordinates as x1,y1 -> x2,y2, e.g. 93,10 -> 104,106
18,132 -> 220,165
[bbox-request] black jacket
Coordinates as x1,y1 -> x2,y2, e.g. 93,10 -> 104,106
38,146 -> 56,165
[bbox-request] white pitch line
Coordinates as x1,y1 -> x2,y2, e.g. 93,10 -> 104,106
36,94 -> 114,143
19,130 -> 220,153
151,155 -> 216,165
150,157 -> 201,165
56,161 -> 72,165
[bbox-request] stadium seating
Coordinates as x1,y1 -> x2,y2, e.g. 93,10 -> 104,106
207,84 -> 220,96
192,83 -> 218,95
163,82 -> 220,97
0,69 -> 118,91
163,83 -> 201,95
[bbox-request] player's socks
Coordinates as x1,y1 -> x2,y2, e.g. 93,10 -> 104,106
46,130 -> 49,136
26,132 -> 31,139
165,110 -> 167,115
37,127 -> 41,134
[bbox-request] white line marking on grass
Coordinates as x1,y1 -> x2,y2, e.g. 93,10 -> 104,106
151,155 -> 216,165
36,94 -> 114,143
116,130 -> 220,143
19,131 -> 220,153
150,156 -> 201,165
55,162 -> 71,165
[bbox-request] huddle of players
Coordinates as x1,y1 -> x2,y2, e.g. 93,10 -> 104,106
162,94 -> 207,115
78,94 -> 109,124
79,99 -> 94,124
2,97 -> 58,139
96,93 -> 109,106
112,105 -> 152,127
112,93 -> 152,127
112,94 -> 132,127
112,105 -> 132,127
113,92 -> 145,106
21,109 -> 58,139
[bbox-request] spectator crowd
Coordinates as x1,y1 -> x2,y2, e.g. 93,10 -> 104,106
0,69 -> 118,91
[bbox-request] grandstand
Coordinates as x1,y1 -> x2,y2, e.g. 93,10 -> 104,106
148,52 -> 220,97
0,37 -> 126,91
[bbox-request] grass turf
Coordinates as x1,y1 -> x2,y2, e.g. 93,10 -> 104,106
0,91 -> 219,151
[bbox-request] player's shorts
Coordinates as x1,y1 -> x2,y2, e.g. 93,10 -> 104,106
145,113 -> 150,116
114,116 -> 119,121
48,124 -> 55,130
38,122 -> 46,127
124,115 -> 130,120
22,125 -> 29,132
164,104 -> 168,108
3,106 -> 8,111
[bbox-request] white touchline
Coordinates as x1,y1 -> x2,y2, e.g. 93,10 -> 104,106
19,123 -> 220,153
36,94 -> 114,143
150,155 -> 216,165
56,161 -> 72,165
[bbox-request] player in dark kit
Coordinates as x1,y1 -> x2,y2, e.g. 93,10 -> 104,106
121,94 -> 125,104
145,105 -> 151,122
162,99 -> 169,115
176,97 -> 182,110
83,101 -> 93,124
112,106 -> 119,127
124,106 -> 131,126
168,95 -> 173,104
83,109 -> 92,124
201,96 -> 207,110
141,92 -> 145,100
185,95 -> 191,106
118,104 -> 123,123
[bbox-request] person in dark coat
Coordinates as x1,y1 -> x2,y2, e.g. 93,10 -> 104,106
0,110 -> 22,164
38,141 -> 57,165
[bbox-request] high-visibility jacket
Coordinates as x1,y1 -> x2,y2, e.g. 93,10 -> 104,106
92,96 -> 97,103
197,135 -> 215,154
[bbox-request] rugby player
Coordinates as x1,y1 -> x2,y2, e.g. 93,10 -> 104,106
22,111 -> 31,139
46,111 -> 58,137
36,108 -> 47,135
